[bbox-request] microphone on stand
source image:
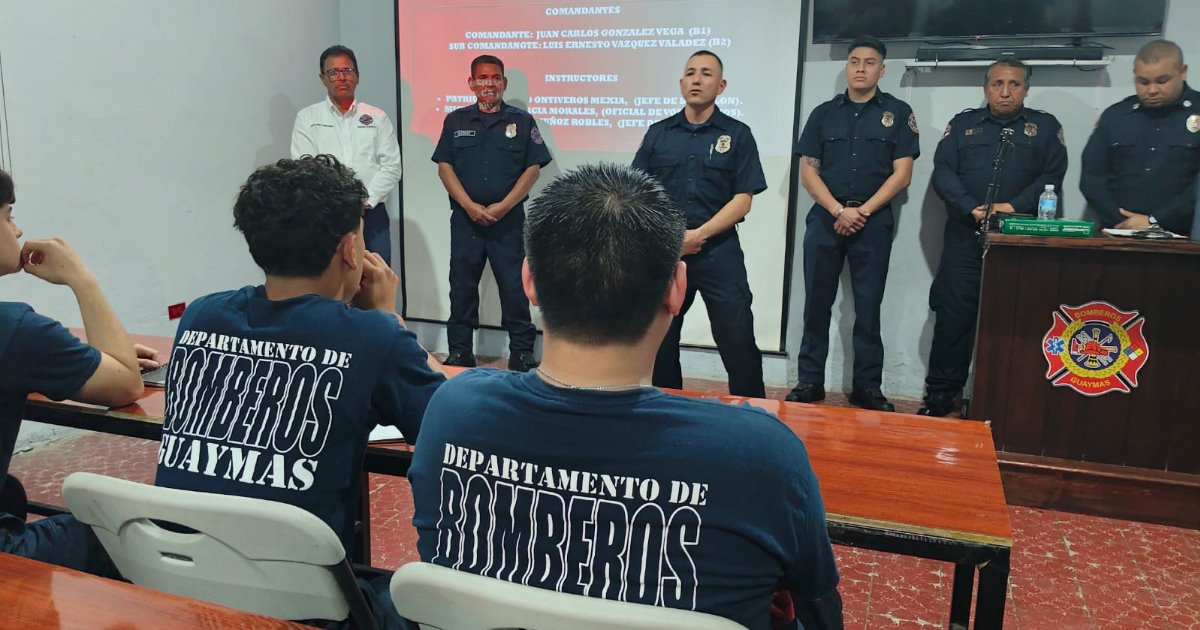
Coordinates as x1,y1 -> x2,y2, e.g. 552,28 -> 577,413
976,127 -> 1016,244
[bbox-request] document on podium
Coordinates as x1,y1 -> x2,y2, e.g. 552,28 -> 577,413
1102,228 -> 1187,239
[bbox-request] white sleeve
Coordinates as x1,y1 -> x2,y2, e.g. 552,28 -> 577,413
290,108 -> 318,159
365,113 -> 402,207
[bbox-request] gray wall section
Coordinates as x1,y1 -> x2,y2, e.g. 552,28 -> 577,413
3,0 -> 339,452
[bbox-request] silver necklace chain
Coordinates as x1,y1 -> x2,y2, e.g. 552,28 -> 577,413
534,367 -> 647,392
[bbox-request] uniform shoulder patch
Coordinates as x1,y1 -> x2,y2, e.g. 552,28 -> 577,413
909,112 -> 920,134
942,123 -> 952,139
531,125 -> 544,144
1057,127 -> 1065,146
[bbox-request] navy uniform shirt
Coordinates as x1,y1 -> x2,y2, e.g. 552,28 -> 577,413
632,107 -> 767,230
796,91 -> 921,203
1080,85 -> 1200,234
432,102 -> 553,210
933,107 -> 1067,228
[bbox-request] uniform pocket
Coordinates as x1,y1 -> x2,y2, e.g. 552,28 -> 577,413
1109,131 -> 1142,177
704,156 -> 733,171
866,134 -> 898,165
648,154 -> 681,180
958,136 -> 994,172
1007,136 -> 1039,180
452,135 -> 479,149
1167,134 -> 1200,181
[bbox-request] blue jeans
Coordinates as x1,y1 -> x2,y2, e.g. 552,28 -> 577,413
0,512 -> 119,577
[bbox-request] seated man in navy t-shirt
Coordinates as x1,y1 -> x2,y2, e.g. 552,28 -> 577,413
154,155 -> 445,628
0,167 -> 157,572
409,164 -> 842,629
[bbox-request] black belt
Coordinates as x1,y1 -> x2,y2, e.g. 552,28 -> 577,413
839,199 -> 864,208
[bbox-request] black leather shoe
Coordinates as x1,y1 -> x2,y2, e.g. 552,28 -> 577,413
849,388 -> 895,412
917,391 -> 959,417
443,352 -> 477,367
784,383 -> 825,403
507,353 -> 538,372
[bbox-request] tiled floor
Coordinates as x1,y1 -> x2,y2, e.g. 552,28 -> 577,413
10,367 -> 1197,628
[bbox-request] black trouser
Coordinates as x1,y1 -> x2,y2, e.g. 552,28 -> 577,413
925,222 -> 983,396
796,203 -> 895,391
364,202 -> 392,267
447,205 -> 535,355
652,232 -> 765,398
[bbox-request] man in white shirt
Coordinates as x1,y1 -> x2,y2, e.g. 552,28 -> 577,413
292,45 -> 402,265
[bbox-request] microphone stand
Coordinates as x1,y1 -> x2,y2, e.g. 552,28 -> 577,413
976,127 -> 1016,247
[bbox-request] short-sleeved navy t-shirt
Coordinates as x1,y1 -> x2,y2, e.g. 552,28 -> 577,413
409,369 -> 839,630
154,286 -> 445,550
0,302 -> 101,485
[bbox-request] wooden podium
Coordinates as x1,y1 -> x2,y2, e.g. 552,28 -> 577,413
972,234 -> 1200,529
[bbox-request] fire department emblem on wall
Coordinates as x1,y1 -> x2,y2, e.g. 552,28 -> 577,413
1041,301 -> 1149,396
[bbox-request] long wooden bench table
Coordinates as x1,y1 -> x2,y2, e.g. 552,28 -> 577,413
21,334 -> 1012,629
0,552 -> 306,628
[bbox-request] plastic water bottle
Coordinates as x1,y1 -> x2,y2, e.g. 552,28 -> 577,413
1037,184 -> 1057,221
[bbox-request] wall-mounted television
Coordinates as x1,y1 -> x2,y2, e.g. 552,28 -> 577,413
812,0 -> 1169,43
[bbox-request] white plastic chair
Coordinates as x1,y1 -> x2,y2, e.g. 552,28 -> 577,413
62,471 -> 378,629
389,561 -> 746,630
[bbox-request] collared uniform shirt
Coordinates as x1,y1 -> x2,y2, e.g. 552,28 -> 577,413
796,91 -> 921,203
632,107 -> 767,229
1081,85 -> 1200,234
933,107 -> 1067,227
291,99 -> 402,207
431,103 -> 552,210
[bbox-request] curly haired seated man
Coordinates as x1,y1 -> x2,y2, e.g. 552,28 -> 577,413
152,155 -> 446,628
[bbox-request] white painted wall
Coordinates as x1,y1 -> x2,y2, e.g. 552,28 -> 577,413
0,0 -> 339,329
2,0 -> 339,448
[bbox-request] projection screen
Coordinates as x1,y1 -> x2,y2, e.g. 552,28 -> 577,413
397,0 -> 802,351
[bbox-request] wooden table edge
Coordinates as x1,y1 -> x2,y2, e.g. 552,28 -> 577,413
828,512 -> 1013,550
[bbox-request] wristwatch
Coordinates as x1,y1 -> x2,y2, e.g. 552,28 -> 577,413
1148,215 -> 1159,228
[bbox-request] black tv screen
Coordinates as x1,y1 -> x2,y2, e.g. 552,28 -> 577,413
813,0 -> 1169,42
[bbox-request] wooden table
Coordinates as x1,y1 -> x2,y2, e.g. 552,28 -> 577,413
0,552 -> 306,628
23,335 -> 1012,630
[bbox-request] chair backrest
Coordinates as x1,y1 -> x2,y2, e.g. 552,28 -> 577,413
389,562 -> 747,630
62,471 -> 376,629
